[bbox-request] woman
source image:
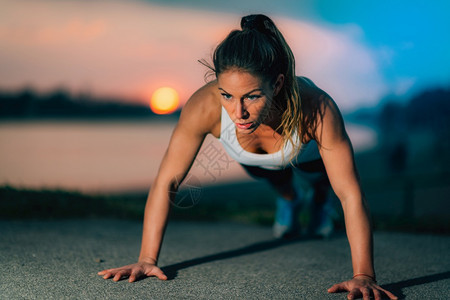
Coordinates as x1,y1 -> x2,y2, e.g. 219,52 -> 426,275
98,14 -> 397,300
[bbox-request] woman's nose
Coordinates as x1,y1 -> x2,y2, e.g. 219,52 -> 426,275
235,100 -> 249,120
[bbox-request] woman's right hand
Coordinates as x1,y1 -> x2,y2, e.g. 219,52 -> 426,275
97,260 -> 168,282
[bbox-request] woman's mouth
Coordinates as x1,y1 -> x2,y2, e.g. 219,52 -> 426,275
235,122 -> 253,130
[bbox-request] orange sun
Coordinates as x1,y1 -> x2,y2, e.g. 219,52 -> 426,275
150,87 -> 179,114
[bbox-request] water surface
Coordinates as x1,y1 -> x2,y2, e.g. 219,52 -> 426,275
0,120 -> 377,193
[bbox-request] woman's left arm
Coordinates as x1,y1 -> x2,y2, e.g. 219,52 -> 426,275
316,96 -> 397,300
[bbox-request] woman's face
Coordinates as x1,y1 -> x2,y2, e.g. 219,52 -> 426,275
217,69 -> 283,133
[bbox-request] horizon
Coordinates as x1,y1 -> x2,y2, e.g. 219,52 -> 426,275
1,83 -> 448,118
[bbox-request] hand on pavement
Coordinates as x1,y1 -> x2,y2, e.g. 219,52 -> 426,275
98,261 -> 167,282
328,276 -> 397,300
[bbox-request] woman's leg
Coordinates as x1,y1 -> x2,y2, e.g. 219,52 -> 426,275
241,165 -> 302,238
241,161 -> 335,238
241,165 -> 296,199
295,160 -> 334,238
307,177 -> 334,237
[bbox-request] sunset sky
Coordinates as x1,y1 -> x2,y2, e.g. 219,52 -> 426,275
1,0 -> 449,112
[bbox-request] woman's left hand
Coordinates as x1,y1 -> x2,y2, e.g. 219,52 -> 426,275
328,276 -> 398,300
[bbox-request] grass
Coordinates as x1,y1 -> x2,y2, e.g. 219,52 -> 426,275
1,180 -> 448,234
0,185 -> 147,220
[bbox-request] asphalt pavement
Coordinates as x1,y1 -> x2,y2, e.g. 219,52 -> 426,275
1,219 -> 449,299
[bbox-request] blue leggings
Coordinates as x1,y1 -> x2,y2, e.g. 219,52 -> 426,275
241,159 -> 331,204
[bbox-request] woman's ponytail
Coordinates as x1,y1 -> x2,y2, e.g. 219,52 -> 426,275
240,14 -> 273,33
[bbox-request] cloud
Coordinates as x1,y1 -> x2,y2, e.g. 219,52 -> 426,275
0,0 -> 387,111
277,19 -> 388,110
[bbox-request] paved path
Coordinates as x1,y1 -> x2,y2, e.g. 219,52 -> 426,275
1,220 -> 449,299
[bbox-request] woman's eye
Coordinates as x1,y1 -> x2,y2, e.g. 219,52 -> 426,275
221,93 -> 232,100
246,95 -> 261,101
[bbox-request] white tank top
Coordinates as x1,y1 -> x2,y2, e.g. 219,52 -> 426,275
218,107 -> 321,170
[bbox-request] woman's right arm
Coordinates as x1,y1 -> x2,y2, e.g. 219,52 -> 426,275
98,84 -> 220,282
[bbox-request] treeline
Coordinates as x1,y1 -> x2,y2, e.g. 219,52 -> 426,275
0,88 -> 179,119
378,87 -> 450,135
347,86 -> 450,173
378,87 -> 450,173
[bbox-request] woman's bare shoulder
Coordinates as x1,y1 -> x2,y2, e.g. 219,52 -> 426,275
297,76 -> 324,97
297,76 -> 336,108
177,80 -> 222,138
296,76 -> 344,143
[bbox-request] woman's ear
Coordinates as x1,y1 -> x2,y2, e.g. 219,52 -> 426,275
273,74 -> 284,96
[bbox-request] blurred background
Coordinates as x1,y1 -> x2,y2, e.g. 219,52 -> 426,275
0,0 -> 449,232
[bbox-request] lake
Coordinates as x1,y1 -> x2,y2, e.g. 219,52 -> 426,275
0,120 -> 377,193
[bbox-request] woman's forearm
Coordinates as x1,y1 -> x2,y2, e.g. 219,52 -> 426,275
138,183 -> 172,264
342,195 -> 375,278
